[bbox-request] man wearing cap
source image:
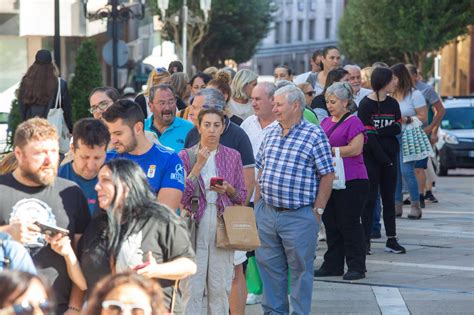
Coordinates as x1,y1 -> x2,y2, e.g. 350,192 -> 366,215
144,84 -> 194,152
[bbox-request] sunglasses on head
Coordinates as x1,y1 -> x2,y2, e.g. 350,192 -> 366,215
156,67 -> 167,73
102,300 -> 151,315
4,301 -> 55,315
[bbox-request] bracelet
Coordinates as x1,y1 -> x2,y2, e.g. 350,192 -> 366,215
67,306 -> 81,313
187,173 -> 198,182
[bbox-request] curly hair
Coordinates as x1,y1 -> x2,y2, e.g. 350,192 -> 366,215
13,117 -> 58,149
83,272 -> 164,315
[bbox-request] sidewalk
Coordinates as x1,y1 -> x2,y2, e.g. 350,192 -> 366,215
246,172 -> 474,314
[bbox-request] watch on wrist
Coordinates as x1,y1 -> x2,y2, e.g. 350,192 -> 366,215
314,207 -> 324,215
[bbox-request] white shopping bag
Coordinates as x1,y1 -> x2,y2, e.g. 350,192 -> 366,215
332,147 -> 346,190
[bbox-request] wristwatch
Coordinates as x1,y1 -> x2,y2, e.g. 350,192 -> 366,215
314,207 -> 324,215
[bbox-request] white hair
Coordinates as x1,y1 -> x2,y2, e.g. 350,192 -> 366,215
274,85 -> 306,112
343,64 -> 361,72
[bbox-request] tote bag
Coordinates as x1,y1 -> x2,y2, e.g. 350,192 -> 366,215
47,78 -> 70,153
402,117 -> 434,163
332,147 -> 346,190
216,206 -> 261,251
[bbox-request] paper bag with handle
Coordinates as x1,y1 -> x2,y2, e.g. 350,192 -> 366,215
216,206 -> 261,251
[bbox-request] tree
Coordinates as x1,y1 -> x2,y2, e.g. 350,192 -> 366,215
339,0 -> 474,72
6,97 -> 20,151
157,0 -> 275,71
69,40 -> 102,121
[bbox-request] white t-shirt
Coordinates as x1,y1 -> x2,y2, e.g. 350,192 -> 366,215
354,87 -> 372,106
228,99 -> 254,121
398,88 -> 426,118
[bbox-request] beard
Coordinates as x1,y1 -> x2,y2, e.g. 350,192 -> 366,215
21,164 -> 57,186
116,130 -> 138,153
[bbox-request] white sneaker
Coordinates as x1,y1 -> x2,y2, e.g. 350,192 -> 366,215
246,293 -> 262,305
318,223 -> 326,242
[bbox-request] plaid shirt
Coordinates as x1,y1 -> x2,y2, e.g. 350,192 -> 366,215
256,119 -> 334,209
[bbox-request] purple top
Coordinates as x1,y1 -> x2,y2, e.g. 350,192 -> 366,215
321,115 -> 368,181
179,144 -> 247,223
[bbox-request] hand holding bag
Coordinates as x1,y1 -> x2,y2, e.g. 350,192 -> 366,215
332,147 -> 346,190
46,78 -> 70,154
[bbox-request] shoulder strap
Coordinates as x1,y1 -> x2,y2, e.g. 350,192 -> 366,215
185,147 -> 200,213
326,112 -> 351,138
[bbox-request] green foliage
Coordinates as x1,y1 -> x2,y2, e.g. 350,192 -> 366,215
69,40 -> 102,121
339,0 -> 474,68
6,97 -> 20,151
158,0 -> 275,68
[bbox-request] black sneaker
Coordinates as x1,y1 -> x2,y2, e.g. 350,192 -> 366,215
314,268 -> 343,277
343,270 -> 366,281
419,194 -> 425,209
425,190 -> 439,203
385,238 -> 406,254
371,231 -> 382,239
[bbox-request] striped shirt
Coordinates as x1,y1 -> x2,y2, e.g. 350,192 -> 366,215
256,119 -> 334,209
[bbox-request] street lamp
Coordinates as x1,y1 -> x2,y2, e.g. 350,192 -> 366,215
82,0 -> 146,89
158,0 -> 211,73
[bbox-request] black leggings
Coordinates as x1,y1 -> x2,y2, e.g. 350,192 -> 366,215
321,179 -> 369,273
362,153 -> 398,242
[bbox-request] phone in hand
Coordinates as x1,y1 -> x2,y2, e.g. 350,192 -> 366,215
34,221 -> 69,237
133,261 -> 151,271
210,177 -> 224,187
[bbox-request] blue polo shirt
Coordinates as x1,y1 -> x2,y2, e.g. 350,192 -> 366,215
106,143 -> 185,194
58,162 -> 98,216
144,116 -> 194,152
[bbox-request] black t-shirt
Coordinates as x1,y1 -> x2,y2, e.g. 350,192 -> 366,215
0,174 -> 90,314
184,118 -> 255,167
311,94 -> 329,114
230,115 -> 243,126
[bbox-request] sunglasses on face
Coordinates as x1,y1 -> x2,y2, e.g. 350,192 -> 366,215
102,300 -> 152,315
305,91 -> 316,97
2,301 -> 55,315
89,101 -> 110,114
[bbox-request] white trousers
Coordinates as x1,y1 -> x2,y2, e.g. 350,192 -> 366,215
182,204 -> 234,315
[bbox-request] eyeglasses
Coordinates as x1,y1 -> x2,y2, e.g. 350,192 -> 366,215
3,301 -> 55,315
102,300 -> 152,315
89,101 -> 111,114
305,91 -> 316,97
155,99 -> 176,107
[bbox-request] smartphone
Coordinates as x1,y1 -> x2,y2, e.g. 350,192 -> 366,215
210,177 -> 224,187
133,261 -> 151,271
34,221 -> 69,237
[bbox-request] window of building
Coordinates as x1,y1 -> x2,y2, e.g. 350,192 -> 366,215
309,19 -> 315,40
310,1 -> 317,11
297,20 -> 303,41
297,0 -> 305,11
286,21 -> 292,43
274,21 -> 281,44
325,18 -> 331,39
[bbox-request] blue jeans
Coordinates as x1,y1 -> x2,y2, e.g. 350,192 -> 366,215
395,137 -> 420,203
255,200 -> 318,315
372,191 -> 382,235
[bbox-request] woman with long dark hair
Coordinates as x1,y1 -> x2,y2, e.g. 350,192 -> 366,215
358,67 -> 406,255
391,63 -> 428,219
79,159 -> 195,313
17,49 -> 73,137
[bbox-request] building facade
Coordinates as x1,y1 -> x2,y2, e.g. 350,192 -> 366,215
251,0 -> 345,76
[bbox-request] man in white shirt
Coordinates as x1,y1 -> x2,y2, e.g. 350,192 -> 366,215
344,64 -> 372,106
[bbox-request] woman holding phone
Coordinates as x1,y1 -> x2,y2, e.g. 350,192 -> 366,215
179,108 -> 247,315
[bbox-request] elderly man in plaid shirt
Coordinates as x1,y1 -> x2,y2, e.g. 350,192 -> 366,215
254,85 -> 335,314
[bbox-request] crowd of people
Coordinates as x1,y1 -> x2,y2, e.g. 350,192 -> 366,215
0,46 -> 445,314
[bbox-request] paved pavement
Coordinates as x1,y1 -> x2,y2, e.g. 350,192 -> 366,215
246,170 -> 474,314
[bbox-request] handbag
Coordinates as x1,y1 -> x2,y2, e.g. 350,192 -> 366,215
183,148 -> 199,251
216,206 -> 261,251
332,147 -> 346,190
325,112 -> 351,190
46,78 -> 70,154
401,117 -> 434,163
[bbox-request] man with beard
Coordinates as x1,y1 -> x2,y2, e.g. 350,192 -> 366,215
102,99 -> 184,210
0,118 -> 90,314
144,84 -> 193,152
344,64 -> 372,107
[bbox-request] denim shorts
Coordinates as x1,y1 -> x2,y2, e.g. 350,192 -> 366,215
415,157 -> 428,169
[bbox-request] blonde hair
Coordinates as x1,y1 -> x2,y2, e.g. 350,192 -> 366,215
203,66 -> 219,79
0,152 -> 18,175
297,82 -> 312,92
170,72 -> 190,100
14,118 -> 58,149
144,68 -> 171,96
360,67 -> 374,89
231,69 -> 258,100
